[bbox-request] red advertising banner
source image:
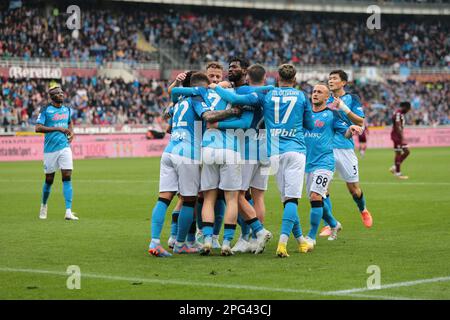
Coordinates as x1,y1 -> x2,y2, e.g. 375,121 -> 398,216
353,127 -> 450,149
0,134 -> 169,162
0,128 -> 449,162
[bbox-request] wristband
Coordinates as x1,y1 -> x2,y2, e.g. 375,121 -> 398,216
339,100 -> 351,114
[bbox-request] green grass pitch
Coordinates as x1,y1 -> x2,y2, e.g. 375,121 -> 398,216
0,147 -> 449,300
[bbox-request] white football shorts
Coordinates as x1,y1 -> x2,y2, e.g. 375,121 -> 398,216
305,169 -> 334,199
201,147 -> 242,191
159,152 -> 200,196
333,148 -> 359,183
43,147 -> 73,174
270,151 -> 306,202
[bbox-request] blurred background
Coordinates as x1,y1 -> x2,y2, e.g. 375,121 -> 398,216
0,0 -> 448,159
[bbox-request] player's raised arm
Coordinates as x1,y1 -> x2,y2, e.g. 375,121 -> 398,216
167,72 -> 187,97
188,73 -> 242,123
170,87 -> 204,103
211,84 -> 261,106
330,96 -> 364,126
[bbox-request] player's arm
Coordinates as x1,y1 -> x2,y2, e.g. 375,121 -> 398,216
35,124 -> 70,134
212,110 -> 254,130
167,72 -> 187,97
192,98 -> 241,123
303,96 -> 314,130
171,87 -> 208,104
202,108 -> 242,123
166,117 -> 173,134
212,85 -> 261,106
329,96 -> 364,126
344,125 -> 363,139
35,108 -> 70,134
67,120 -> 74,143
162,105 -> 174,120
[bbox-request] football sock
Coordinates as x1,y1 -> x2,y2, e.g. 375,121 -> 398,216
280,199 -> 298,242
170,210 -> 180,237
307,201 -> 323,240
187,220 -> 196,242
42,182 -> 52,205
223,224 -> 236,243
62,180 -> 72,209
395,154 -> 402,173
322,196 -> 333,227
202,222 -> 214,239
323,197 -> 337,228
176,201 -> 195,243
292,213 -> 302,239
213,198 -> 225,236
196,198 -> 203,229
245,217 -> 263,235
353,192 -> 367,212
237,214 -> 251,240
151,197 -> 171,240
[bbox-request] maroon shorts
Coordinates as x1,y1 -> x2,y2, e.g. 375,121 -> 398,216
358,131 -> 367,143
391,134 -> 407,151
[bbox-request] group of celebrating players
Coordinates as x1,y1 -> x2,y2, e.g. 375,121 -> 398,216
147,58 -> 375,258
33,57 -> 412,258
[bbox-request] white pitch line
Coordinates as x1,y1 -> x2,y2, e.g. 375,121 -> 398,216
0,267 -> 419,300
326,276 -> 450,295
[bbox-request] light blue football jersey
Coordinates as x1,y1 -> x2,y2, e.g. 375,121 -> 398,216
327,93 -> 364,149
203,88 -> 247,153
216,85 -> 265,161
36,104 -> 71,153
305,108 -> 349,173
164,96 -> 209,160
262,87 -> 313,157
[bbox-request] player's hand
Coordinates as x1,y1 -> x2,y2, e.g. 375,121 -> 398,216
208,83 -> 217,90
59,127 -> 71,135
218,81 -> 231,88
231,106 -> 243,117
67,131 -> 74,143
207,122 -> 218,129
175,72 -> 187,83
327,97 -> 340,111
349,125 -> 363,136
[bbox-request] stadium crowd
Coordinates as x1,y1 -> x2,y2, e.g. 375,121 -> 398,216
0,5 -> 449,67
0,77 -> 170,129
1,76 -> 448,130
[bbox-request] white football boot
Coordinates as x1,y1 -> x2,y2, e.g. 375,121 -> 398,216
39,204 -> 48,219
65,209 -> 79,220
254,229 -> 273,254
328,222 -> 343,241
231,235 -> 250,253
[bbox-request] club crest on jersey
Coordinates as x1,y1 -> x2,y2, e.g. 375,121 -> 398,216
315,120 -> 325,128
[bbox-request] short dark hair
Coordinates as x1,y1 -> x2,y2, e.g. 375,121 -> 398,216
182,70 -> 198,87
247,64 -> 266,83
400,101 -> 411,110
228,56 -> 250,69
278,64 -> 296,82
206,61 -> 223,71
329,69 -> 348,82
190,72 -> 210,87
